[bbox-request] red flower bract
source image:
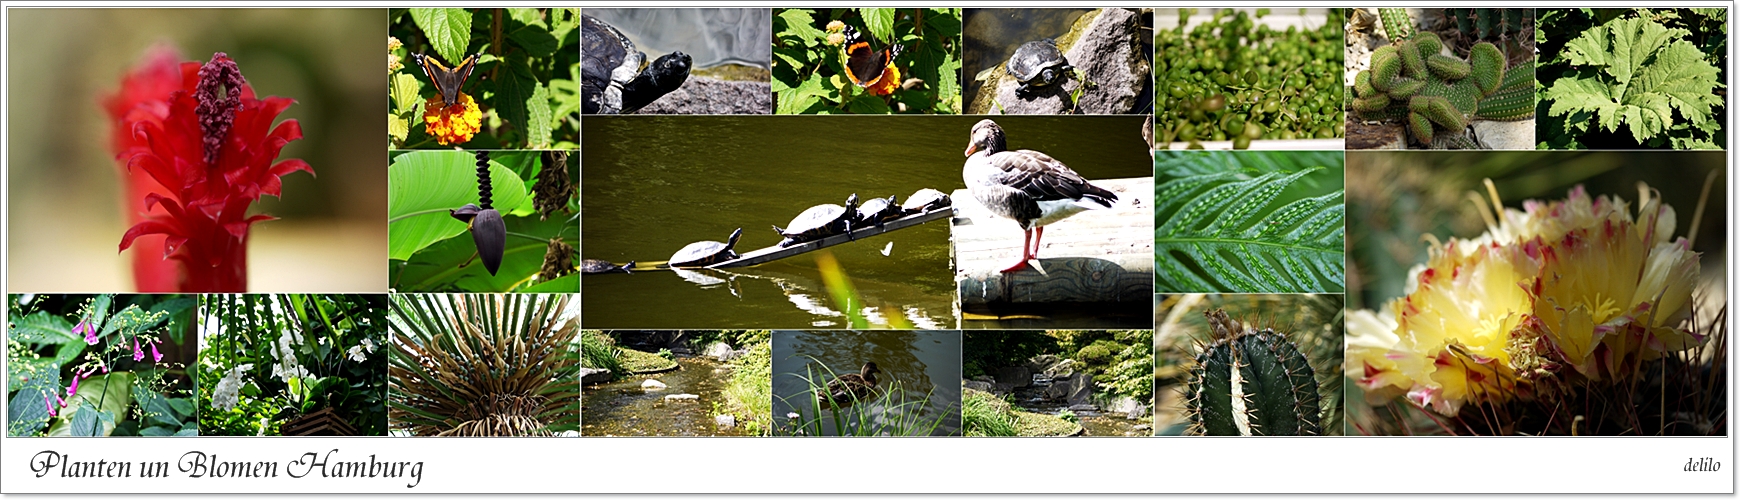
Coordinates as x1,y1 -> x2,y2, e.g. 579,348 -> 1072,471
110,50 -> 312,292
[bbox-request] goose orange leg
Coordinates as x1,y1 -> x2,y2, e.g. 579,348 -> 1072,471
1001,228 -> 1034,273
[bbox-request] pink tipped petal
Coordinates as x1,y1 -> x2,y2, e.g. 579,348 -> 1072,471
46,394 -> 56,417
133,338 -> 146,361
151,342 -> 163,363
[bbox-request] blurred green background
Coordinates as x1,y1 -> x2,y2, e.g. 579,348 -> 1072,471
1346,151 -> 1728,312
7,9 -> 387,292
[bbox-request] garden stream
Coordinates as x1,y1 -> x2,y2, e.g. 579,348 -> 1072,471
582,356 -> 750,437
581,115 -> 1153,329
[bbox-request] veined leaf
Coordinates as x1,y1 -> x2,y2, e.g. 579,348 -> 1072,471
387,151 -> 530,260
1154,152 -> 1345,293
1544,15 -> 1724,146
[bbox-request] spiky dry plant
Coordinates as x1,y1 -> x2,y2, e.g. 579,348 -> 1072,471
388,294 -> 580,436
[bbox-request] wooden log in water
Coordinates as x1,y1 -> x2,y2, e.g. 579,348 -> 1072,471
952,177 -> 1153,308
705,206 -> 953,269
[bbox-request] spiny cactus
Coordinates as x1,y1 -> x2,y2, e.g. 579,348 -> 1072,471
1442,8 -> 1526,40
1379,8 -> 1413,41
1185,310 -> 1320,436
1351,30 -> 1534,147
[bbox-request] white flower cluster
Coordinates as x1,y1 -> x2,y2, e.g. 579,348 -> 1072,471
211,363 -> 254,412
271,330 -> 310,383
347,337 -> 378,363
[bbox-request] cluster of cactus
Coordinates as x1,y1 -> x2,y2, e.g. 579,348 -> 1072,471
1185,310 -> 1320,436
1350,29 -> 1534,146
1440,8 -> 1526,40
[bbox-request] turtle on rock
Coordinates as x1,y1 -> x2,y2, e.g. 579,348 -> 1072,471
1006,39 -> 1075,97
856,195 -> 903,227
668,228 -> 742,268
901,188 -> 952,215
772,194 -> 859,247
582,15 -> 692,114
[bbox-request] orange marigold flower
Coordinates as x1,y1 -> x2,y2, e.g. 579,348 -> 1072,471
866,62 -> 901,97
423,92 -> 482,145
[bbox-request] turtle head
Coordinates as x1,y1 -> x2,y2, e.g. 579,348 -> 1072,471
845,193 -> 860,209
966,119 -> 1006,157
725,227 -> 743,247
647,51 -> 692,90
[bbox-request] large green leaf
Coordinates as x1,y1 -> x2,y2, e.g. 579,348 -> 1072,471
409,8 -> 474,65
1154,151 -> 1345,293
9,311 -> 77,344
387,151 -> 530,260
47,372 -> 134,437
1544,16 -> 1724,146
6,359 -> 59,436
392,213 -> 573,292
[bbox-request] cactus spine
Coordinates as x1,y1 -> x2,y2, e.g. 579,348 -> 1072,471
1186,310 -> 1321,436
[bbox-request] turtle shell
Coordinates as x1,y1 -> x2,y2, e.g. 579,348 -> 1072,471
582,15 -> 646,114
669,228 -> 743,268
774,194 -> 860,246
901,188 -> 952,214
1006,39 -> 1072,88
856,195 -> 903,225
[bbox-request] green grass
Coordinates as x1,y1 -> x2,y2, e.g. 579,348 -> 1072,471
617,347 -> 678,373
580,330 -> 624,375
777,358 -> 954,436
722,342 -> 773,436
961,387 -> 1082,437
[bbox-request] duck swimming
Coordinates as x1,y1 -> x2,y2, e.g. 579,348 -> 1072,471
963,119 -> 1119,273
817,362 -> 880,409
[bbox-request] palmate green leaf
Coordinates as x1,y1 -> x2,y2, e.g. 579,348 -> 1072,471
1544,15 -> 1723,146
1154,153 -> 1344,293
387,151 -> 530,260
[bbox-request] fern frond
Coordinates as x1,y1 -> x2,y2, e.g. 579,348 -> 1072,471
1154,152 -> 1345,293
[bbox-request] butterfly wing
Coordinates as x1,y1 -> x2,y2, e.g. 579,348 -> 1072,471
416,52 -> 479,107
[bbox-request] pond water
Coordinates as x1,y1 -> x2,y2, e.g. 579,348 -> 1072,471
770,330 -> 962,436
582,356 -> 749,437
580,115 -> 1154,329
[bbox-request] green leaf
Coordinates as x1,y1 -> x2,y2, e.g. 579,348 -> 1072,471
776,74 -> 831,114
777,9 -> 825,48
493,53 -> 538,145
508,23 -> 559,58
519,274 -> 578,293
7,362 -> 56,436
387,151 -> 531,260
138,426 -> 175,437
858,8 -> 897,44
524,82 -> 554,149
10,311 -> 77,344
1544,16 -> 1723,147
1154,152 -> 1345,293
410,8 -> 474,65
392,72 -> 424,113
47,373 -> 134,437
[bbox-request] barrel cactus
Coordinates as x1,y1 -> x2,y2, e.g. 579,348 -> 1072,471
1350,27 -> 1534,147
1441,8 -> 1526,40
1185,309 -> 1321,436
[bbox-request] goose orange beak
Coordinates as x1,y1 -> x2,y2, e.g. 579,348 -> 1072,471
964,144 -> 977,157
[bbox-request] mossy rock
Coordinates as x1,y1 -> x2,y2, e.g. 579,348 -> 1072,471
618,348 -> 679,374
1012,410 -> 1085,436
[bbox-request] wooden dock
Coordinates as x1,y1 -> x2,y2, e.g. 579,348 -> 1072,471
703,206 -> 954,269
951,177 -> 1153,309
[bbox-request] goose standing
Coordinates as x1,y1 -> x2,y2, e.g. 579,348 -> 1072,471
963,119 -> 1119,273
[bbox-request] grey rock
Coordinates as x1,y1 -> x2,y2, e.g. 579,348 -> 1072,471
995,366 -> 1033,388
641,379 -> 668,390
703,341 -> 742,361
665,393 -> 699,401
635,77 -> 772,115
1068,404 -> 1098,412
580,367 -> 613,385
963,380 -> 995,393
715,414 -> 736,428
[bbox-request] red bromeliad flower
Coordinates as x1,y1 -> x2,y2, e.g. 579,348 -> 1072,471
106,49 -> 312,292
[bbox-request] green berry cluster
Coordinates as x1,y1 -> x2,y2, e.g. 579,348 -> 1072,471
1155,9 -> 1345,150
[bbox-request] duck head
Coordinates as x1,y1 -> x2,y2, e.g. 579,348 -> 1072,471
860,361 -> 880,380
965,119 -> 1007,157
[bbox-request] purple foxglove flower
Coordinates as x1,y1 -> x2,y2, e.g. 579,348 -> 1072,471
133,338 -> 145,362
45,394 -> 56,417
151,342 -> 163,363
75,320 -> 97,345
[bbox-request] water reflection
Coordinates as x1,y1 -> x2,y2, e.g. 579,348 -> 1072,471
771,331 -> 962,436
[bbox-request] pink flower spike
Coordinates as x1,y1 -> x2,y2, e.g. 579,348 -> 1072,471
101,363 -> 110,374
133,338 -> 146,362
151,342 -> 163,363
56,392 -> 66,408
45,394 -> 57,417
66,376 -> 80,397
75,320 -> 97,345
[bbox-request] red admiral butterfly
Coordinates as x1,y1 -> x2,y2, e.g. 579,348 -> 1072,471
841,25 -> 902,88
412,52 -> 480,108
